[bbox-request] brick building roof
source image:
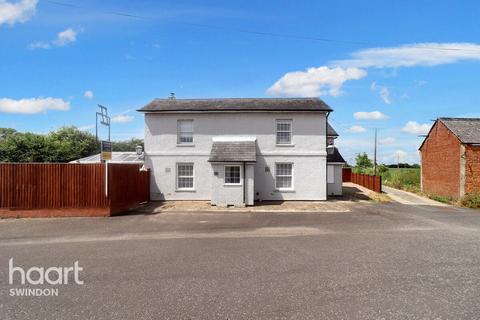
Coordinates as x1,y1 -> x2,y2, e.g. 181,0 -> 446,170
439,118 -> 480,144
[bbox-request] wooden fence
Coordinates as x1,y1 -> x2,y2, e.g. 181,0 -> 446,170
108,163 -> 150,214
343,168 -> 382,193
0,163 -> 149,218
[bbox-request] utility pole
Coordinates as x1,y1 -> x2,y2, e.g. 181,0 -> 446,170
373,128 -> 377,175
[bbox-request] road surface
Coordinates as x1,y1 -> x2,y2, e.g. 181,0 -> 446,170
1,190 -> 479,319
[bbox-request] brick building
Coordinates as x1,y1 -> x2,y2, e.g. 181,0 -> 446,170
419,118 -> 480,199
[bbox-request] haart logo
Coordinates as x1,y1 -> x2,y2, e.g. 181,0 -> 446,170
8,258 -> 84,297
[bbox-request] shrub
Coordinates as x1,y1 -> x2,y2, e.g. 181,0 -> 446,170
461,193 -> 480,209
381,168 -> 421,193
428,194 -> 452,204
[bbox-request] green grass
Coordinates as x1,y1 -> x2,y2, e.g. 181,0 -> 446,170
379,168 -> 421,193
352,167 -> 480,209
352,167 -> 421,193
461,193 -> 480,209
428,194 -> 453,204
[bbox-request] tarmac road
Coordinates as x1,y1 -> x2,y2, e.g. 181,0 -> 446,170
1,189 -> 479,319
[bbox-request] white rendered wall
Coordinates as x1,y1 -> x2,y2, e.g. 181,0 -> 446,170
144,112 -> 328,201
327,164 -> 343,196
211,163 -> 244,206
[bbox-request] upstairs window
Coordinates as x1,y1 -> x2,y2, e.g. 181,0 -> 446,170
224,166 -> 241,184
276,120 -> 292,145
177,120 -> 194,144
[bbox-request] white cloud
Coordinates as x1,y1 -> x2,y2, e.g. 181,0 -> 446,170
0,0 -> 37,26
413,80 -> 427,87
353,111 -> 389,121
112,114 -> 134,123
370,82 -> 391,104
266,42 -> 480,99
334,43 -> 480,69
84,90 -> 93,99
401,121 -> 431,135
267,66 -> 367,97
0,97 -> 70,114
393,150 -> 409,163
378,137 -> 395,145
379,150 -> 420,164
54,28 -> 77,46
348,125 -> 366,133
29,27 -> 79,50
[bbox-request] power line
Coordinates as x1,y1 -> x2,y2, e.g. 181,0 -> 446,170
44,0 -> 480,53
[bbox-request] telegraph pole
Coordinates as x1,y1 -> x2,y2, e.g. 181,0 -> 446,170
374,128 -> 378,175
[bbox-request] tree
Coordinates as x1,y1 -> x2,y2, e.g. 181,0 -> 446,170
113,138 -> 144,152
355,153 -> 373,169
0,131 -> 48,162
0,126 -> 145,163
46,126 -> 99,162
0,128 -> 17,139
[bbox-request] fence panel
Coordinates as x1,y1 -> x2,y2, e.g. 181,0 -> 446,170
0,163 -> 150,217
349,171 -> 382,193
108,163 -> 150,214
342,168 -> 352,182
0,163 -> 108,210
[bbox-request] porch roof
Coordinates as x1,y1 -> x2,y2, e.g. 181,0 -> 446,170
208,140 -> 257,162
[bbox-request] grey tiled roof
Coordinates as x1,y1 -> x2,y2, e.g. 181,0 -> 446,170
327,122 -> 338,137
327,148 -> 346,163
209,141 -> 256,162
440,118 -> 480,144
138,98 -> 332,113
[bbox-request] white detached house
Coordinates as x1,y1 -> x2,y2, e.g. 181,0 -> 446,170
138,98 -> 345,207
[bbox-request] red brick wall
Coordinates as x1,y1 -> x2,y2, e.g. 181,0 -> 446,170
465,145 -> 480,195
421,121 -> 461,199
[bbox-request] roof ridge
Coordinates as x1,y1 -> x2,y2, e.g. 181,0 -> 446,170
139,97 -> 333,113
439,117 -> 480,121
153,97 -> 322,101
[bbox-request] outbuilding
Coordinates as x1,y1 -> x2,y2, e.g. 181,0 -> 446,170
419,118 -> 480,199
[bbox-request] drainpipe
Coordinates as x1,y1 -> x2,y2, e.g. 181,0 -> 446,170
243,162 -> 246,205
326,112 -> 330,199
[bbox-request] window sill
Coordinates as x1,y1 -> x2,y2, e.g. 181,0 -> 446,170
224,183 -> 242,187
275,144 -> 295,147
275,189 -> 295,193
175,189 -> 196,192
176,144 -> 195,147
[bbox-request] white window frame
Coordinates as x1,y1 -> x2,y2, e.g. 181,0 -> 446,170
177,119 -> 194,145
224,165 -> 241,185
275,162 -> 294,190
276,119 -> 293,145
176,163 -> 194,190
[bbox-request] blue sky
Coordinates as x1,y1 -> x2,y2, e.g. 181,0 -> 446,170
1,0 -> 480,164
